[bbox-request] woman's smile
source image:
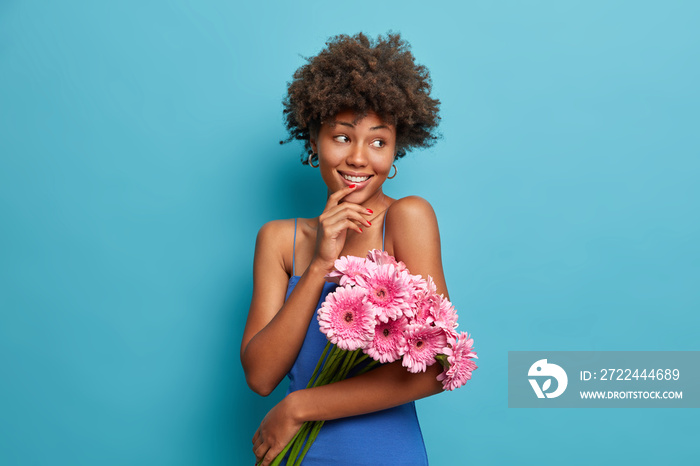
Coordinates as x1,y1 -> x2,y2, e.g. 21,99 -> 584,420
339,170 -> 373,186
340,171 -> 372,183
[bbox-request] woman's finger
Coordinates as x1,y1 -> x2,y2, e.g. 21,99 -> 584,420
319,211 -> 367,237
260,446 -> 282,466
253,442 -> 270,463
324,183 -> 359,209
321,205 -> 373,230
252,433 -> 263,450
335,218 -> 364,235
320,200 -> 373,220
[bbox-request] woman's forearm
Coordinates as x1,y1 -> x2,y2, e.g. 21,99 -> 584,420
286,360 -> 444,422
242,260 -> 330,396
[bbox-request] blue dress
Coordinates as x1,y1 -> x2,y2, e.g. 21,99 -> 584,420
283,218 -> 429,465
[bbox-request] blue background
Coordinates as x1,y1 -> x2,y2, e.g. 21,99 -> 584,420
1,0 -> 698,464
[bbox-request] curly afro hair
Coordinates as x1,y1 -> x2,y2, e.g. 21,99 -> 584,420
282,32 -> 441,165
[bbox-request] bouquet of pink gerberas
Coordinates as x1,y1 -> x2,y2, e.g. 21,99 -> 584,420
269,250 -> 477,466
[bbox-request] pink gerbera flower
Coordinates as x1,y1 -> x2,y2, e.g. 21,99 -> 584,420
317,285 -> 375,351
364,316 -> 409,363
411,273 -> 434,294
366,249 -> 408,272
355,263 -> 414,323
401,323 -> 448,373
325,255 -> 376,286
431,295 -> 459,333
411,277 -> 440,324
437,332 -> 478,391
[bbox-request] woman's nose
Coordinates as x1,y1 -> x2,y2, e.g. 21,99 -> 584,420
346,144 -> 369,167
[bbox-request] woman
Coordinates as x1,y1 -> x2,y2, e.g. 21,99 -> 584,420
241,32 -> 446,465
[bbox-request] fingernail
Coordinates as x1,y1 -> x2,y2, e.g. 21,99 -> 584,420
367,221 -> 372,226
349,184 -> 356,188
359,228 -> 363,232
366,209 -> 373,214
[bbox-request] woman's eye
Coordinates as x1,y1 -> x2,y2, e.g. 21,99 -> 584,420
371,140 -> 385,148
334,135 -> 349,143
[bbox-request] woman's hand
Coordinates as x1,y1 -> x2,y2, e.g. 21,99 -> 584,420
252,395 -> 303,466
312,184 -> 373,273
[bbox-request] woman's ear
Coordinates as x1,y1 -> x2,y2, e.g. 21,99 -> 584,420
308,120 -> 321,154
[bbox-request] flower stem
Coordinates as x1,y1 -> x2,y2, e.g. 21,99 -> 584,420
314,347 -> 345,387
286,421 -> 312,465
306,341 -> 331,388
334,349 -> 360,382
332,350 -> 354,382
294,420 -> 325,466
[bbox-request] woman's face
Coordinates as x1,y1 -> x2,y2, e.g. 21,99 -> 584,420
310,109 -> 396,205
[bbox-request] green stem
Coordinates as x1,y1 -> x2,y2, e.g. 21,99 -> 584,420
294,420 -> 325,466
314,348 -> 345,387
333,349 -> 360,382
286,421 -> 312,465
306,341 -> 331,388
331,350 -> 354,383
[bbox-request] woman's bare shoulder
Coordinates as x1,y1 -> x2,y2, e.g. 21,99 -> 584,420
385,195 -> 438,225
257,218 -> 295,240
254,218 -> 298,275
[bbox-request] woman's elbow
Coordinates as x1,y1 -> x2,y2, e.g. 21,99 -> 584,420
247,378 -> 275,397
242,365 -> 277,397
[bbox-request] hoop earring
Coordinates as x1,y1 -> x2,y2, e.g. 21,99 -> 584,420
309,155 -> 319,168
387,164 -> 398,179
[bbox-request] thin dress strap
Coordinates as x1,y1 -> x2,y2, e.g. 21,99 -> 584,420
382,210 -> 388,251
292,218 -> 297,276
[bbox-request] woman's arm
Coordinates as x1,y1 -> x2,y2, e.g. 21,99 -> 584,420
278,358 -> 443,421
241,184 -> 373,396
253,360 -> 443,465
253,196 -> 449,464
240,220 -> 329,396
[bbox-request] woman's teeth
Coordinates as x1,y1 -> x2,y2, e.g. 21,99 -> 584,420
342,174 -> 370,183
